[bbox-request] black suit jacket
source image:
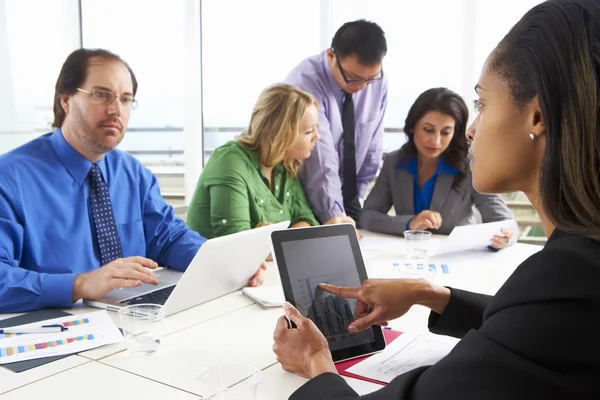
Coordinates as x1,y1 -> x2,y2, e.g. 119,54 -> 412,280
290,230 -> 600,399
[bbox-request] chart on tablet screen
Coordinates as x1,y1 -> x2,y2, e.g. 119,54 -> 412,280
297,272 -> 360,341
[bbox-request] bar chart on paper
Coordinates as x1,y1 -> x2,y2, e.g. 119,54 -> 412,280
0,335 -> 95,358
0,311 -> 123,365
0,333 -> 22,340
369,260 -> 450,280
61,318 -> 90,327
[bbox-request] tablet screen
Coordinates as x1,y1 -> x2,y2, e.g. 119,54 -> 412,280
282,235 -> 375,351
272,225 -> 385,361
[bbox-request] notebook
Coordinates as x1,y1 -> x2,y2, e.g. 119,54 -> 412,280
242,286 -> 285,308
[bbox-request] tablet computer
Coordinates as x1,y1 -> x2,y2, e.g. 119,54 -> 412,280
271,224 -> 386,362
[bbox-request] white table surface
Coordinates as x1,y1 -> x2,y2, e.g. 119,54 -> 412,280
0,355 -> 89,395
0,361 -> 198,400
0,230 -> 543,399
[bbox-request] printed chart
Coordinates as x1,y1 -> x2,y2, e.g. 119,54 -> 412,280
0,311 -> 123,364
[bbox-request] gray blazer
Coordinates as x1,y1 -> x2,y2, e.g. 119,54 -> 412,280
360,149 -> 515,236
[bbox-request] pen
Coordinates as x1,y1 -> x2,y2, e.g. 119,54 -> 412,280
0,324 -> 68,334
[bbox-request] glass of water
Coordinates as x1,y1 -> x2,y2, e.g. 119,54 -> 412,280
404,230 -> 432,260
197,363 -> 261,400
118,304 -> 166,355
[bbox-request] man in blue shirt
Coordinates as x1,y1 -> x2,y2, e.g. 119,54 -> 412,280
0,48 -> 265,313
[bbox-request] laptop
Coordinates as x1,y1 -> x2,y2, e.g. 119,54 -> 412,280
84,221 -> 290,316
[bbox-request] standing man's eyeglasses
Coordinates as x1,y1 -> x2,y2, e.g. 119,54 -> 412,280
76,88 -> 138,110
333,51 -> 384,85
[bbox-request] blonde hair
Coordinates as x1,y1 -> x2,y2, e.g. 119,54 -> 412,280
237,83 -> 318,177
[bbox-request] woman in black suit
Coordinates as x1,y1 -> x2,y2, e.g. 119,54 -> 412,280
272,1 -> 600,398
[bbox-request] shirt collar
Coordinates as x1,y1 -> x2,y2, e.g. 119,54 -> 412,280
50,127 -> 108,185
396,155 -> 459,177
235,141 -> 284,176
321,50 -> 346,103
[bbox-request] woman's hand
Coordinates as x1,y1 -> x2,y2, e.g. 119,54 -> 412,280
320,278 -> 451,332
272,302 -> 337,379
490,228 -> 513,249
247,262 -> 267,287
409,210 -> 442,230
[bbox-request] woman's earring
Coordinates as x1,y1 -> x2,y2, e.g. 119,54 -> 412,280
529,133 -> 535,141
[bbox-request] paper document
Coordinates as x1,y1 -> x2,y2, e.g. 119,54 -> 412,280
0,310 -> 123,364
347,332 -> 459,383
434,220 -> 515,256
242,286 -> 285,307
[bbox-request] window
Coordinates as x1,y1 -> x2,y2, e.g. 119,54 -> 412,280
331,0 -> 467,152
1,0 -> 79,152
472,0 -> 544,86
201,0 -> 321,156
81,0 -> 191,164
0,0 -> 548,164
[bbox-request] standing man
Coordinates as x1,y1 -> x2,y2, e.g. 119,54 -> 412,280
284,20 -> 388,225
0,48 -> 264,313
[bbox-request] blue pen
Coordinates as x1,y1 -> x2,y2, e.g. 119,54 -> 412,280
0,324 -> 68,334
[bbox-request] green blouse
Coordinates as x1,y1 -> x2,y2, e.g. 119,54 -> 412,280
186,141 -> 319,239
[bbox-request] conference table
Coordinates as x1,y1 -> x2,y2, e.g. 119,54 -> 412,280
0,231 -> 543,399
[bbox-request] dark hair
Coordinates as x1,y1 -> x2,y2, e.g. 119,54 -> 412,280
52,48 -> 138,128
491,0 -> 600,241
330,20 -> 387,66
400,87 -> 470,192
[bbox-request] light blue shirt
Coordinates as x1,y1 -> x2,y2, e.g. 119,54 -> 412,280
0,128 -> 206,312
284,51 -> 388,222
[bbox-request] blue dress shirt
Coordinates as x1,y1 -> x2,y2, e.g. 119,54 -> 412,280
400,156 -> 500,251
0,129 -> 206,312
399,156 -> 459,230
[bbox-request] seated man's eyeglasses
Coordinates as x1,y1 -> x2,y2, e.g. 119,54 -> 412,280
333,50 -> 384,85
76,88 -> 138,110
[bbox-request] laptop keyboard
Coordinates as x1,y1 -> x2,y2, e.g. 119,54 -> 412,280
121,285 -> 175,305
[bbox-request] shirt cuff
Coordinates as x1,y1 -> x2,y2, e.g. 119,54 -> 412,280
487,245 -> 500,252
406,217 -> 414,231
41,272 -> 79,308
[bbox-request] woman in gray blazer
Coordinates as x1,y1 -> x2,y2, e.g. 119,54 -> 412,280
360,88 -> 516,249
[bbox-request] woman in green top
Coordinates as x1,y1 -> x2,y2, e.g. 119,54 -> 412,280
186,83 -> 353,239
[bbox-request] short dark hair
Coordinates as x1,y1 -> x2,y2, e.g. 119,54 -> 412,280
400,87 -> 470,193
330,20 -> 387,66
491,0 -> 600,241
52,48 -> 138,128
